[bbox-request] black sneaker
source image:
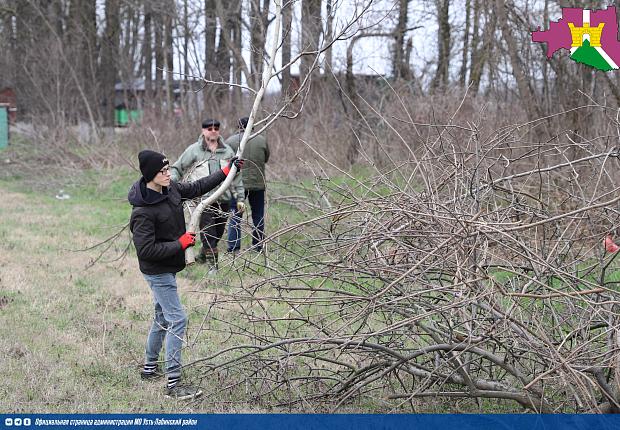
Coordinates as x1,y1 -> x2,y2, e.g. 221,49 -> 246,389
165,384 -> 203,400
195,251 -> 207,264
140,367 -> 163,381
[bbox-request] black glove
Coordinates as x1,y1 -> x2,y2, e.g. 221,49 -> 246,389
229,156 -> 244,170
222,157 -> 244,175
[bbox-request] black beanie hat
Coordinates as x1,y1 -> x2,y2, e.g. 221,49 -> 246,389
201,118 -> 220,129
138,150 -> 169,182
238,117 -> 249,129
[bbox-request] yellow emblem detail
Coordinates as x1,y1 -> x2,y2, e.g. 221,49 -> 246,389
568,22 -> 605,47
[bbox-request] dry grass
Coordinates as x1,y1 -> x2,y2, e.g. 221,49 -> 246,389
0,182 -> 268,413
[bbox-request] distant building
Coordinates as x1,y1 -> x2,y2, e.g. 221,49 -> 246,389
113,78 -> 204,126
115,79 -> 144,111
0,87 -> 17,123
114,80 -> 144,126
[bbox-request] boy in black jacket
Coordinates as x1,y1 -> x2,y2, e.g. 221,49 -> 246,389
128,149 -> 242,400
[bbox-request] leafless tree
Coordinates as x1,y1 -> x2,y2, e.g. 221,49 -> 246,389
392,0 -> 413,82
143,2 -> 154,106
280,0 -> 294,95
300,0 -> 322,80
249,0 -> 271,89
459,0 -> 471,87
100,0 -> 121,126
430,0 -> 450,91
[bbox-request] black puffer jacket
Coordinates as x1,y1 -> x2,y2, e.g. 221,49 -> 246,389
128,170 -> 226,275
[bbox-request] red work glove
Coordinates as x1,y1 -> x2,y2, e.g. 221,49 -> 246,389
604,234 -> 620,253
178,232 -> 196,250
222,156 -> 244,176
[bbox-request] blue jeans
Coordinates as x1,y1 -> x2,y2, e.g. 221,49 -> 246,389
227,190 -> 266,251
143,273 -> 187,378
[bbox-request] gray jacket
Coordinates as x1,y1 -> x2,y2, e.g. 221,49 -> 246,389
170,136 -> 244,202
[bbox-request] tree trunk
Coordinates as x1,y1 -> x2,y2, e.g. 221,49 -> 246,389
393,0 -> 411,80
144,2 -> 153,107
1,1 -> 15,56
300,0 -> 322,80
154,7 -> 164,113
213,0 -> 248,106
281,1 -> 293,95
249,0 -> 271,90
469,0 -> 486,96
181,0 -> 189,113
431,0 -> 450,91
122,5 -> 132,67
49,0 -> 62,35
129,5 -> 141,77
215,2 -> 232,102
325,0 -> 334,72
204,0 -> 217,110
459,0 -> 471,87
344,32 -> 391,164
100,0 -> 120,127
346,35 -> 363,164
164,1 -> 174,114
232,0 -> 243,106
495,0 -> 540,119
1,0 -> 15,50
67,0 -> 97,121
1,0 -> 16,115
541,0 -> 549,110
183,0 -> 189,79
250,0 -> 263,89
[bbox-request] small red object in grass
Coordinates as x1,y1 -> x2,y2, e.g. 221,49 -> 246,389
604,234 -> 620,253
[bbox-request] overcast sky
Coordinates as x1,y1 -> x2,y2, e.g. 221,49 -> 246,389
172,0 -> 444,89
159,0 -> 554,90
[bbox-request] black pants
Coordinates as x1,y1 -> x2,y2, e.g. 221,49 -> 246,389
199,201 -> 230,254
228,189 -> 266,252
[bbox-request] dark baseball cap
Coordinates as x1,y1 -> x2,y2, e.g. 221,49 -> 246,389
201,118 -> 220,129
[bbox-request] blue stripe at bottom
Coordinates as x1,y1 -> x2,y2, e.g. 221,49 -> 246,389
1,414 -> 619,430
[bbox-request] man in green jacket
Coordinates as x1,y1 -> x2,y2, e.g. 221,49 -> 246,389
170,118 -> 244,273
226,117 -> 270,253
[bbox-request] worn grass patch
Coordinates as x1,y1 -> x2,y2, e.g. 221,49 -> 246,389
0,172 -> 253,413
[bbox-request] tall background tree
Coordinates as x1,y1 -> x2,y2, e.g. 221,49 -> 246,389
300,0 -> 322,80
0,0 -> 617,145
100,0 -> 120,126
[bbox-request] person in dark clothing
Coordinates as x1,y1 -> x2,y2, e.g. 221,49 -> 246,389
128,149 -> 243,400
226,117 -> 270,253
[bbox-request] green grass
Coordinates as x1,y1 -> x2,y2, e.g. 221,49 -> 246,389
0,161 -> 348,412
488,259 -> 620,293
0,170 -> 188,412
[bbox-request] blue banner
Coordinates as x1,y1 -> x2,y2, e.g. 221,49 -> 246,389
2,414 -> 620,430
